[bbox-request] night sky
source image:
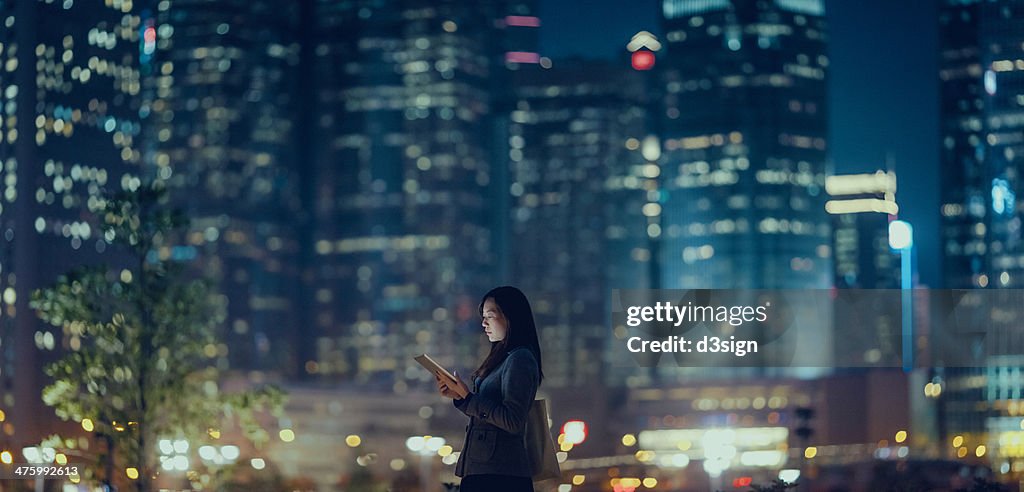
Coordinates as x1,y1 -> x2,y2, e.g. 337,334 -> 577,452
539,0 -> 941,287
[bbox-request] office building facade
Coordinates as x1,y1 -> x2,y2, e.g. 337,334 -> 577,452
502,60 -> 651,389
937,0 -> 1024,475
0,0 -> 142,445
306,0 -> 501,389
141,0 -> 304,375
825,171 -> 900,289
657,0 -> 831,290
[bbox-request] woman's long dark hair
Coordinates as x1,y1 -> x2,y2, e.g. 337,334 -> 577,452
472,286 -> 544,384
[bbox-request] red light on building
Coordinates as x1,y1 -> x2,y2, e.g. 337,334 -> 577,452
505,15 -> 541,27
631,50 -> 655,71
505,51 -> 541,64
732,477 -> 753,487
143,25 -> 157,55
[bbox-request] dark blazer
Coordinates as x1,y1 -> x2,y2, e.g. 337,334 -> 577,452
453,347 -> 540,478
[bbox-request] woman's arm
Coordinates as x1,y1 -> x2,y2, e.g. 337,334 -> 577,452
455,350 -> 539,434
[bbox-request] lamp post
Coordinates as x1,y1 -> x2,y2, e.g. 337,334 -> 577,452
406,436 -> 444,492
888,220 -> 914,372
701,429 -> 735,491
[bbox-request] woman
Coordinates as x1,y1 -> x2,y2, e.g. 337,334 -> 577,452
436,286 -> 544,492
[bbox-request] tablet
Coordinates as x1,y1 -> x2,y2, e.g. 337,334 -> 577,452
414,354 -> 468,397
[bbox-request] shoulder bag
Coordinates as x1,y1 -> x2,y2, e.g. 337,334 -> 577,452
526,398 -> 561,482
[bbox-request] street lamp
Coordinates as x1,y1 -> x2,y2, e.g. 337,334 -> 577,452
888,220 -> 914,372
701,429 -> 736,491
406,435 -> 445,492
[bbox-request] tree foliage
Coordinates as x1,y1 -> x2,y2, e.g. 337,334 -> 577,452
30,184 -> 285,491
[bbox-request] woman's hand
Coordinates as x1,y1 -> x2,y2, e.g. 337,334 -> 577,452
435,370 -> 471,399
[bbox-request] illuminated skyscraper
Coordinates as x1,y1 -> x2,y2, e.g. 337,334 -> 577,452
939,0 -> 987,290
936,0 -> 1024,469
976,3 -> 1024,291
141,0 -> 304,375
502,60 -> 651,389
825,171 -> 901,371
306,1 -> 501,388
0,0 -> 142,444
657,0 -> 831,289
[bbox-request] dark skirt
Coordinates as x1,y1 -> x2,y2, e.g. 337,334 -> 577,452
458,474 -> 534,492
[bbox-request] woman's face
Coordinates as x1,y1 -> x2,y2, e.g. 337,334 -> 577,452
481,298 -> 508,342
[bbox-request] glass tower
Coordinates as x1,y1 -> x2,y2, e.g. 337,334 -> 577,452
937,0 -> 1024,472
0,0 -> 142,445
658,0 -> 830,290
141,0 -> 304,375
939,0 -> 987,290
306,0 -> 499,390
502,60 -> 651,389
825,171 -> 900,289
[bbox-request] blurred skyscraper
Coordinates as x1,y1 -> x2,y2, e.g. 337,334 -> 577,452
141,0 -> 304,375
500,59 -> 651,389
825,171 -> 899,289
937,0 -> 1024,472
939,0 -> 987,291
657,0 -> 831,289
599,1 -> 835,449
825,171 -> 904,388
306,0 -> 512,389
0,0 -> 143,445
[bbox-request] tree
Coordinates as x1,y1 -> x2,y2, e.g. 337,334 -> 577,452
30,183 -> 285,492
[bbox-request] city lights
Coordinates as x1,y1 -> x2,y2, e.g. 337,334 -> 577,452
158,439 -> 191,472
888,220 -> 914,250
405,436 -> 425,453
220,445 -> 240,461
631,51 -> 655,71
22,447 -> 42,463
279,429 -> 296,442
0,1 -> 1020,490
562,421 -> 588,445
